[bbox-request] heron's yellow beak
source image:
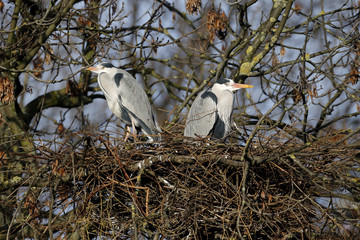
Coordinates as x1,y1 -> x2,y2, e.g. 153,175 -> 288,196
86,66 -> 97,71
232,83 -> 254,89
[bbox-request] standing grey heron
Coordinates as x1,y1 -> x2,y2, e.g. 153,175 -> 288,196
184,78 -> 253,139
87,63 -> 160,142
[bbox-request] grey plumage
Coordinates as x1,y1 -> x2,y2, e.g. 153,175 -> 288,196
184,78 -> 253,139
87,63 -> 159,141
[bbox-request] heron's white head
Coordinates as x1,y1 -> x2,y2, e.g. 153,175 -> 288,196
213,78 -> 253,92
87,63 -> 115,74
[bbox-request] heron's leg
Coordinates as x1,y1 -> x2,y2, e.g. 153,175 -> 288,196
131,121 -> 138,141
124,126 -> 132,142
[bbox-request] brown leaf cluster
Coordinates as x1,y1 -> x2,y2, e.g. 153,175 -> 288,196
280,46 -> 286,56
291,88 -> 302,103
350,41 -> 360,84
272,53 -> 279,67
44,45 -> 54,65
294,3 -> 302,14
78,16 -> 88,27
0,76 -> 14,104
186,0 -> 201,15
0,0 -> 4,13
207,7 -> 228,43
308,84 -> 318,101
33,56 -> 44,78
77,16 -> 92,34
88,34 -> 99,50
24,193 -> 39,218
52,159 -> 67,177
56,123 -> 65,135
350,66 -> 359,85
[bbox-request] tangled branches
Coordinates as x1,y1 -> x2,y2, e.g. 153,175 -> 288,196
2,131 -> 359,239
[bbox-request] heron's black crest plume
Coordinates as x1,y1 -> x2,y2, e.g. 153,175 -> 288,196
101,63 -> 115,68
216,78 -> 230,84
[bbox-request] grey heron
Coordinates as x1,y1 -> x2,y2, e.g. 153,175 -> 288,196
87,63 -> 160,142
184,78 -> 253,139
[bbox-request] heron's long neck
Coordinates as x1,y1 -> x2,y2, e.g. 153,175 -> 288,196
214,89 -> 234,127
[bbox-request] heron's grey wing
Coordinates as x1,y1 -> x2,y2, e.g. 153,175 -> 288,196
184,89 -> 218,138
114,70 -> 158,135
98,72 -> 132,125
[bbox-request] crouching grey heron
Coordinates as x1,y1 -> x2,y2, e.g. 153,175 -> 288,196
184,78 -> 253,139
87,63 -> 160,142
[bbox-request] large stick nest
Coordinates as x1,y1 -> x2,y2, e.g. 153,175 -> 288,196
3,131 -> 360,239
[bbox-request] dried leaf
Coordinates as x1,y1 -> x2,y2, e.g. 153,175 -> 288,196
186,0 -> 201,15
350,66 -> 359,85
292,89 -> 302,103
280,46 -> 286,57
33,57 -> 43,77
260,190 -> 266,199
57,168 -> 65,176
308,89 -> 313,101
45,53 -> 51,65
272,55 -> 279,67
77,16 -> 88,26
312,85 -> 318,98
207,10 -> 216,43
217,11 -> 228,40
158,19 -> 163,32
294,3 -> 302,14
207,7 -> 227,43
152,38 -> 158,55
44,45 -> 54,65
56,123 -> 65,135
33,68 -> 43,78
24,195 -> 36,211
0,77 -> 14,104
52,160 -> 66,177
308,85 -> 318,101
0,0 -> 4,13
33,56 -> 43,69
